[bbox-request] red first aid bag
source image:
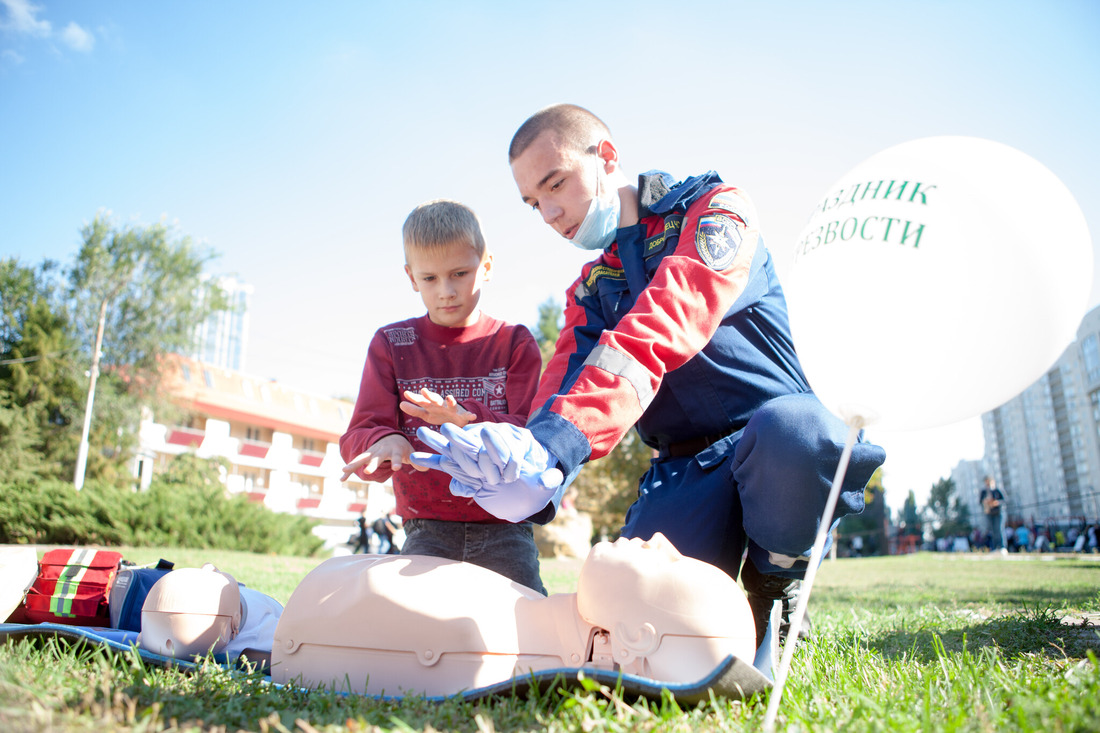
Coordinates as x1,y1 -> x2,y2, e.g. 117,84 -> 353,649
22,548 -> 123,627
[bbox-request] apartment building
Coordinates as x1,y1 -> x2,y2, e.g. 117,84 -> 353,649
190,275 -> 253,372
966,304 -> 1100,525
131,355 -> 391,527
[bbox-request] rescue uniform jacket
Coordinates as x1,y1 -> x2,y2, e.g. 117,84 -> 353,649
528,170 -> 811,516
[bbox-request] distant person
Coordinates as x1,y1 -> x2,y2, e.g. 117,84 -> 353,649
1014,523 -> 1032,552
353,513 -> 372,554
339,199 -> 546,592
372,511 -> 402,555
979,476 -> 1007,553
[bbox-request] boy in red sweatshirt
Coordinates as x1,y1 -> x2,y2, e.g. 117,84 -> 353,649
339,200 -> 546,592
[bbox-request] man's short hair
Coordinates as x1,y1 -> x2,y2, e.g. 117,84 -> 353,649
403,200 -> 486,260
508,103 -> 612,162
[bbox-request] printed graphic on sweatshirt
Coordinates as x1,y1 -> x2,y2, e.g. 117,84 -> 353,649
383,327 -> 417,346
398,367 -> 510,423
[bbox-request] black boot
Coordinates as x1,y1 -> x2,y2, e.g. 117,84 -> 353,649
740,558 -> 813,649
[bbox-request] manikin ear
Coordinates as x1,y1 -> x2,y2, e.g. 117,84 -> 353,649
404,264 -> 420,292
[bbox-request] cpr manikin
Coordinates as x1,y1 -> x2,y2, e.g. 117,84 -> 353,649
271,533 -> 757,696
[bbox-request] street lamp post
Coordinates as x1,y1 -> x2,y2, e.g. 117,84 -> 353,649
73,293 -> 112,491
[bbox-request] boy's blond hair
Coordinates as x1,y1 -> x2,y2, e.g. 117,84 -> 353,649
403,200 -> 486,261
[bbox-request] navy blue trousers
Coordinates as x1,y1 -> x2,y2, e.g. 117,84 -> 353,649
621,392 -> 886,580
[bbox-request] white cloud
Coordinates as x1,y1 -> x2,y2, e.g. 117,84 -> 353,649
59,21 -> 91,52
1,47 -> 23,64
0,0 -> 51,37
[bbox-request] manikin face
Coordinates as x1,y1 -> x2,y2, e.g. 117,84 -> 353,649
591,533 -> 683,566
404,241 -> 492,328
511,130 -> 613,242
578,532 -> 745,636
576,532 -> 757,679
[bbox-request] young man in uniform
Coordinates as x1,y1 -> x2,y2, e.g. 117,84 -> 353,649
413,104 -> 886,646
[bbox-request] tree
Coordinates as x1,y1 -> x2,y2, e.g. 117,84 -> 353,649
532,297 -> 650,538
901,489 -> 923,539
67,214 -> 229,488
837,467 -> 887,555
1,216 -> 230,488
570,428 -> 652,540
925,476 -> 972,539
533,296 -> 563,364
0,259 -> 81,481
0,398 -> 46,483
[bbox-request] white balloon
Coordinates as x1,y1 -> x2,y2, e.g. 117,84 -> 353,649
786,136 -> 1093,431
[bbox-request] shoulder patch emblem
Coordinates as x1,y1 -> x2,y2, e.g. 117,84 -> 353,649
707,191 -> 748,222
384,327 -> 417,346
583,264 -> 626,290
695,214 -> 742,270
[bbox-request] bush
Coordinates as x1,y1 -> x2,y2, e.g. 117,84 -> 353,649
0,457 -> 324,556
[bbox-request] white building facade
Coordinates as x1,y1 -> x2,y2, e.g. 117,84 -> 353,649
133,355 -> 392,539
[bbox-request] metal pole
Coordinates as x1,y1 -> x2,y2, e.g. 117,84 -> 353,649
762,419 -> 862,732
74,296 -> 109,490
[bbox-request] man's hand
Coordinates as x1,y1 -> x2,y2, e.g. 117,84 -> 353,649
340,434 -> 424,481
399,388 -> 475,427
409,422 -> 564,522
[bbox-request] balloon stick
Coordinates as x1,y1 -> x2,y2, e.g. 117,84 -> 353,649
762,419 -> 862,733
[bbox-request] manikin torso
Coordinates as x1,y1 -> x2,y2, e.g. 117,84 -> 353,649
271,534 -> 756,696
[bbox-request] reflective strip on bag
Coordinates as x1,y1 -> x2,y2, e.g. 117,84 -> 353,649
49,548 -> 97,617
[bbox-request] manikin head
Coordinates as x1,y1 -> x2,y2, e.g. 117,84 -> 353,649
139,564 -> 241,658
402,199 -> 493,328
509,104 -> 629,247
577,533 -> 757,681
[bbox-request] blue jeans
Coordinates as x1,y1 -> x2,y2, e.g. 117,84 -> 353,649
986,512 -> 1006,549
400,518 -> 547,595
622,392 -> 886,580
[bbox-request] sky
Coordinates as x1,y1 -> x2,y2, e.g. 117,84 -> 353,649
2,0 -> 1098,514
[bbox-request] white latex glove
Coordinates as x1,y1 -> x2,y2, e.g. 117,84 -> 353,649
410,422 -> 563,522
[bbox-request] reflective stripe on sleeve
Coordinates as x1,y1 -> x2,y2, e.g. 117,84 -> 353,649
583,344 -> 655,411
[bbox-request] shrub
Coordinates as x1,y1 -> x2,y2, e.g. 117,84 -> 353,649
0,457 -> 324,556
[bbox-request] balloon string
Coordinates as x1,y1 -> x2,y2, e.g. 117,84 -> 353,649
762,419 -> 862,733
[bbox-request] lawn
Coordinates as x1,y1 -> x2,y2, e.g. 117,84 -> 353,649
1,548 -> 1098,732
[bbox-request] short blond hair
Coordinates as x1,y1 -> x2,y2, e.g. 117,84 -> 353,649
402,200 -> 486,260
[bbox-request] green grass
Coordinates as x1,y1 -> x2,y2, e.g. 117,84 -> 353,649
2,550 -> 1099,732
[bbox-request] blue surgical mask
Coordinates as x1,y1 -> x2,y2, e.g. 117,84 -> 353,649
571,163 -> 621,251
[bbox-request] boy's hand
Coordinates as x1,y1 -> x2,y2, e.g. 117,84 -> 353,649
410,423 -> 563,523
340,434 -> 424,481
400,388 -> 475,427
